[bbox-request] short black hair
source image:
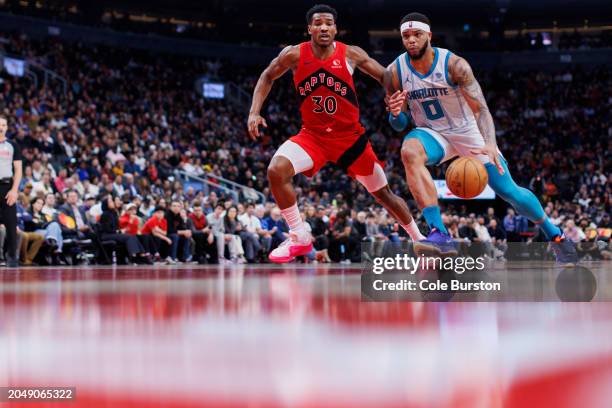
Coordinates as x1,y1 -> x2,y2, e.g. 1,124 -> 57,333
306,4 -> 337,24
400,12 -> 430,27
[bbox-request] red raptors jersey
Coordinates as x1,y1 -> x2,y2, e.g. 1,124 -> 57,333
293,41 -> 360,134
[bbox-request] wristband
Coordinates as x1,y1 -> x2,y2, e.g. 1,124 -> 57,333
388,111 -> 408,132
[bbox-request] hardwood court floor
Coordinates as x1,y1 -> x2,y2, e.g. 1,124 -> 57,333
1,262 -> 611,407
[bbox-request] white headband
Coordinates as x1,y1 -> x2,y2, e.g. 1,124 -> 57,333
400,21 -> 430,33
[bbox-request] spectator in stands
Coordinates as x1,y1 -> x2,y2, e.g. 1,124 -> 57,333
121,202 -> 156,259
486,207 -> 501,226
16,194 -> 44,265
0,224 -> 12,265
180,208 -> 196,262
206,204 -> 227,263
504,209 -> 519,242
353,211 -> 368,242
262,207 -> 289,251
563,219 -> 586,242
448,220 -> 460,240
188,202 -> 217,264
473,216 -> 494,258
306,206 -> 330,254
237,202 -> 263,263
119,203 -> 140,235
113,175 -> 125,197
137,197 -> 153,219
459,217 -> 477,241
31,171 -> 54,199
20,166 -> 34,190
600,213 -> 611,229
82,178 -> 99,198
550,209 -> 564,226
515,214 -> 529,237
123,174 -> 139,198
488,218 -> 508,259
383,215 -> 402,243
165,200 -> 192,263
54,168 -> 69,193
98,195 -> 151,264
16,196 -> 45,266
60,190 -> 91,237
330,210 -> 358,264
141,207 -> 171,261
251,205 -> 270,253
41,193 -> 58,219
363,212 -> 385,258
223,205 -> 246,263
27,196 -> 64,263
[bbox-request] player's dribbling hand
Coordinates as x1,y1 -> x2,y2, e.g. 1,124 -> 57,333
385,90 -> 407,117
470,145 -> 504,175
248,113 -> 268,139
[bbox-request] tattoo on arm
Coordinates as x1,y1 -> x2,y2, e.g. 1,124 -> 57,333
450,57 -> 497,146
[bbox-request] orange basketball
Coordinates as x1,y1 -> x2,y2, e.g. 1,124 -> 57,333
445,157 -> 488,199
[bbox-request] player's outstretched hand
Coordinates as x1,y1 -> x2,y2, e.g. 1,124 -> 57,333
248,113 -> 268,140
385,90 -> 407,117
470,145 -> 504,175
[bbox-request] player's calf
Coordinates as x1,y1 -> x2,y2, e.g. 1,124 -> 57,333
484,157 -> 579,264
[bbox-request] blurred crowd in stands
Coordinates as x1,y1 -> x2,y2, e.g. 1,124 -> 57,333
2,2 -> 611,52
0,30 -> 609,265
455,30 -> 612,52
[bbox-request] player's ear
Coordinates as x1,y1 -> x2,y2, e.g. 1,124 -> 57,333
307,25 -> 312,35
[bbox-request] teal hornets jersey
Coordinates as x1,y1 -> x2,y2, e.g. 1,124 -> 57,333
395,47 -> 477,133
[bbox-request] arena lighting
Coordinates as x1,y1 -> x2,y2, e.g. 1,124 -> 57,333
202,82 -> 225,99
3,56 -> 25,77
194,77 -> 225,99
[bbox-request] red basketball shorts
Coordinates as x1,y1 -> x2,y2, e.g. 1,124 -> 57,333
281,126 -> 384,179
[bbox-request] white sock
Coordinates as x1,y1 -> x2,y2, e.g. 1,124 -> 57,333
402,219 -> 426,241
280,203 -> 308,239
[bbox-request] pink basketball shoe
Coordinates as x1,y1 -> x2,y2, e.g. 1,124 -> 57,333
268,232 -> 313,263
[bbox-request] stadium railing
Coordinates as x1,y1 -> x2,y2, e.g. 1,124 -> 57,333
176,170 -> 266,204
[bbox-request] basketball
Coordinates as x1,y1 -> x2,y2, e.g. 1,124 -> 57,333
445,157 -> 489,199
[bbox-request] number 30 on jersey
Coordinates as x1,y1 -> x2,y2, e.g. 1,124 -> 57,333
312,96 -> 337,114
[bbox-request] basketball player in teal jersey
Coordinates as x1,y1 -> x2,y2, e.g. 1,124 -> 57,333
384,12 -> 577,264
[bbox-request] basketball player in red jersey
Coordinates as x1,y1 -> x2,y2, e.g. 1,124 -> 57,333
248,4 -> 425,263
